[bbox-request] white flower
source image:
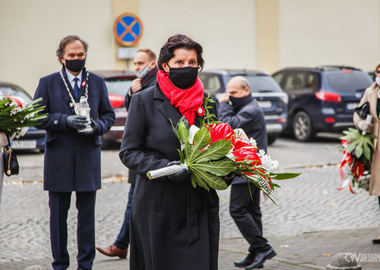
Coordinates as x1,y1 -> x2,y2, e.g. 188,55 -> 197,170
249,138 -> 257,148
258,149 -> 279,173
189,125 -> 200,144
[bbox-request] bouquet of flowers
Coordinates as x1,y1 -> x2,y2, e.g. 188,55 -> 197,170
339,127 -> 376,193
147,97 -> 300,202
0,96 -> 47,139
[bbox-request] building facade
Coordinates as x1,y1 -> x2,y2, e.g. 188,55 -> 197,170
0,0 -> 379,95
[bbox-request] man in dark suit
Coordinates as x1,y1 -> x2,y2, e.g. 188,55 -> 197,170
218,76 -> 276,270
97,48 -> 157,259
34,35 -> 115,270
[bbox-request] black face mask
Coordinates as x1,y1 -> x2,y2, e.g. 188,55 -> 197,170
230,95 -> 251,109
65,59 -> 86,73
168,66 -> 198,89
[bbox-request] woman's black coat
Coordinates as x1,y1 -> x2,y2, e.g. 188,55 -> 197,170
119,84 -> 220,270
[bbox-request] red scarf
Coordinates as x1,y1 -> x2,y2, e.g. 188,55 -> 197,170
157,70 -> 204,126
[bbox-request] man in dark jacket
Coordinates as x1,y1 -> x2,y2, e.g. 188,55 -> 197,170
218,76 -> 276,269
34,35 -> 115,270
97,48 -> 157,259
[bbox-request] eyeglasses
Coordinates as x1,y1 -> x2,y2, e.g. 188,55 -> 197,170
375,70 -> 380,74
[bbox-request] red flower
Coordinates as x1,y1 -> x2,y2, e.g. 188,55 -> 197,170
351,161 -> 364,178
4,95 -> 23,109
207,123 -> 235,145
197,106 -> 205,117
234,140 -> 252,151
233,147 -> 262,166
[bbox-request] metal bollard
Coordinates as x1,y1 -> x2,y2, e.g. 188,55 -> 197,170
326,252 -> 361,270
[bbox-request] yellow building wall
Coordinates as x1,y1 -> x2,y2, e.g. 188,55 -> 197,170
256,0 -> 280,74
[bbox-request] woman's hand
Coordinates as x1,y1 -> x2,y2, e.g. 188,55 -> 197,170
166,161 -> 191,182
358,119 -> 373,133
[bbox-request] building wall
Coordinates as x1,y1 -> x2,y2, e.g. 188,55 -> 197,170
138,0 -> 257,71
0,0 -> 379,96
278,0 -> 380,72
0,0 -> 114,93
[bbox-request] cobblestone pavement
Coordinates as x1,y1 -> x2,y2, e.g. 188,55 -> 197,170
1,137 -> 380,269
1,165 -> 380,269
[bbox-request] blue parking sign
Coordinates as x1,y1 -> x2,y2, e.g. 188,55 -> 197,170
113,13 -> 143,46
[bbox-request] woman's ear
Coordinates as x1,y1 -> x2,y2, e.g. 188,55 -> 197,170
161,62 -> 169,73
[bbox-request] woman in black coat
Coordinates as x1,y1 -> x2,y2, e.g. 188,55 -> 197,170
119,34 -> 220,270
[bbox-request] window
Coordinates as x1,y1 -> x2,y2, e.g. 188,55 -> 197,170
199,74 -> 221,94
272,72 -> 284,85
305,72 -> 319,89
327,72 -> 372,93
283,71 -> 305,90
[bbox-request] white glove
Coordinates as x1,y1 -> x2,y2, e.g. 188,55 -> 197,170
357,120 -> 373,133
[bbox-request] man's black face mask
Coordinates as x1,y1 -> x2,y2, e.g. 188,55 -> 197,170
65,59 -> 86,72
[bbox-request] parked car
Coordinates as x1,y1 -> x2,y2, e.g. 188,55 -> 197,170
368,71 -> 375,81
199,69 -> 288,145
272,66 -> 373,141
0,82 -> 45,152
92,70 -> 136,147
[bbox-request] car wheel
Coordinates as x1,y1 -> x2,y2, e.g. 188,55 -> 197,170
267,133 -> 279,145
292,111 -> 315,141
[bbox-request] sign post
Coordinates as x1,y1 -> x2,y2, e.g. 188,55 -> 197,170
113,12 -> 143,70
113,12 -> 143,47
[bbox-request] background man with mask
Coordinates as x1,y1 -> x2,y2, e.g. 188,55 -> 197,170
218,76 -> 276,269
96,48 -> 157,259
34,35 -> 115,270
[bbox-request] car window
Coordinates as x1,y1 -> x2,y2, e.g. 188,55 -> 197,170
0,85 -> 32,101
199,73 -> 221,94
224,74 -> 283,93
305,72 -> 319,89
283,71 -> 305,90
327,72 -> 373,93
272,72 -> 284,85
104,80 -> 133,96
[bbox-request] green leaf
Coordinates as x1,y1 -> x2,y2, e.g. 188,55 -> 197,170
191,171 -> 210,191
177,120 -> 189,144
269,172 -> 302,180
192,167 -> 228,190
189,128 -> 211,161
194,140 -> 232,163
192,159 -> 236,176
341,128 -> 376,160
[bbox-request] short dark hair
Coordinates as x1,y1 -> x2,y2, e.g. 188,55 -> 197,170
56,35 -> 88,63
138,48 -> 157,62
157,34 -> 204,71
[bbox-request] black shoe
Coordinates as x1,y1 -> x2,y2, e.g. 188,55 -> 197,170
234,253 -> 255,267
246,248 -> 276,269
234,253 -> 264,268
372,239 -> 380,244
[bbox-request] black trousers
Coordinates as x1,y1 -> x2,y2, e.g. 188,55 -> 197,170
229,183 -> 270,254
49,191 -> 96,270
